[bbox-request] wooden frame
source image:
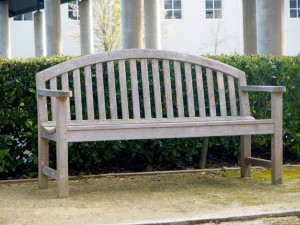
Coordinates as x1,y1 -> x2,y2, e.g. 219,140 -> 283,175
36,49 -> 286,198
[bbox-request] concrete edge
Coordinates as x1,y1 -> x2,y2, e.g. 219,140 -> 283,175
123,210 -> 300,225
0,164 -> 299,185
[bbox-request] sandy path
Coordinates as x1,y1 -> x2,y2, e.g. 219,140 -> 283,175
0,170 -> 299,224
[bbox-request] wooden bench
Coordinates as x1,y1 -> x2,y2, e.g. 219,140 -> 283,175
36,49 -> 286,198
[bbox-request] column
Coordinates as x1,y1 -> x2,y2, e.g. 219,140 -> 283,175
121,0 -> 143,49
79,0 -> 94,55
0,0 -> 10,58
34,11 -> 45,57
242,0 -> 257,54
144,0 -> 161,49
45,0 -> 62,56
256,0 -> 285,55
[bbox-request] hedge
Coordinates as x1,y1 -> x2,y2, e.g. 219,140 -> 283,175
0,55 -> 299,179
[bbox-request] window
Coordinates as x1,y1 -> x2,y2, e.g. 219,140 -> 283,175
206,0 -> 222,19
164,0 -> 182,19
68,0 -> 80,20
13,12 -> 33,21
290,0 -> 300,18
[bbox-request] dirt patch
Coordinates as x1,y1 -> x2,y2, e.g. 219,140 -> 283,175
0,167 -> 299,225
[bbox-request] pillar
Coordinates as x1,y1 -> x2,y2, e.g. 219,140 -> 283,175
34,11 -> 45,57
121,0 -> 143,49
0,0 -> 10,58
256,0 -> 285,55
144,0 -> 161,49
79,0 -> 94,55
242,0 -> 257,54
45,0 -> 62,56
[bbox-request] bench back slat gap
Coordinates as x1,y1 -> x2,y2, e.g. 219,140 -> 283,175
96,63 -> 106,120
227,76 -> 238,116
163,60 -> 174,118
107,61 -> 118,119
118,60 -> 129,120
174,61 -> 184,117
185,63 -> 195,117
73,69 -> 83,120
141,59 -> 152,119
195,65 -> 206,117
84,66 -> 95,120
152,59 -> 163,119
217,71 -> 227,116
130,59 -> 141,119
206,68 -> 217,117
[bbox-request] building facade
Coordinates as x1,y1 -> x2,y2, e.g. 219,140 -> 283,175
8,0 -> 300,58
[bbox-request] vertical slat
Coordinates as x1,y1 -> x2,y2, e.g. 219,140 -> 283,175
152,59 -> 162,118
185,63 -> 195,117
217,71 -> 227,116
206,68 -> 216,117
96,63 -> 106,120
73,69 -> 83,120
50,77 -> 57,120
61,73 -> 71,120
195,65 -> 206,117
174,61 -> 184,117
141,59 -> 152,119
130,60 -> 140,119
227,76 -> 237,116
107,61 -> 118,119
84,66 -> 94,120
163,60 -> 173,118
118,60 -> 129,120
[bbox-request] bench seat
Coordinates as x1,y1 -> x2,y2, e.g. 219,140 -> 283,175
41,117 -> 274,142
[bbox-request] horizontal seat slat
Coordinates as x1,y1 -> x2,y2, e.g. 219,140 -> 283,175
42,119 -> 275,142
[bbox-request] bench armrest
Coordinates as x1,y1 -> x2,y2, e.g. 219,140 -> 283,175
240,85 -> 286,93
37,89 -> 73,98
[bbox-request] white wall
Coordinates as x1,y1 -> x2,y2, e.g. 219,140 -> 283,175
8,0 -> 300,58
285,0 -> 300,56
10,3 -> 80,58
60,3 -> 81,56
161,0 -> 244,55
10,19 -> 35,58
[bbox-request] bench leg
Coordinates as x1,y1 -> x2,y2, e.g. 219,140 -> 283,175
56,97 -> 69,198
199,137 -> 209,169
38,135 -> 49,189
240,135 -> 251,178
271,92 -> 283,185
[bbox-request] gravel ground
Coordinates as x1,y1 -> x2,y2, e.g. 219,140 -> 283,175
0,167 -> 299,225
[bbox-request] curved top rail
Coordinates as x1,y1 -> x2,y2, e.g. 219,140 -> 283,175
36,49 -> 245,82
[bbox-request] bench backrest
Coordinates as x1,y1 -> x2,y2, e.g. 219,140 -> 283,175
36,49 -> 250,122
